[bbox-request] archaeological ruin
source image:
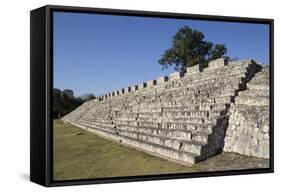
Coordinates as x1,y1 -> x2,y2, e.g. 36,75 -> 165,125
61,58 -> 270,164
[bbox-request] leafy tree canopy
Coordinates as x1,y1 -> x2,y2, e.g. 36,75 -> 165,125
159,25 -> 228,72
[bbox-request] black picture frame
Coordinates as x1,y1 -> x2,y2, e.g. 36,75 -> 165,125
30,4 -> 274,187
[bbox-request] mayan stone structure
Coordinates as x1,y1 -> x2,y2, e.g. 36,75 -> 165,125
224,65 -> 270,158
62,58 -> 270,164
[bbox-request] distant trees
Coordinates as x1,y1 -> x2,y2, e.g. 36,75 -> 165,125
80,93 -> 96,102
53,88 -> 96,119
159,25 -> 228,72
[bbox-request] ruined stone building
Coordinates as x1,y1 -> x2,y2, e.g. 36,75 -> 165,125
61,58 -> 270,164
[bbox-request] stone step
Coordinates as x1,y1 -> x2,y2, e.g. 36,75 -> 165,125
250,69 -> 269,80
116,107 -> 226,121
89,107 -> 226,119
187,79 -> 242,90
133,86 -> 237,104
134,117 -> 206,124
189,71 -> 246,85
238,89 -> 269,97
248,80 -> 269,88
83,113 -> 217,124
251,73 -> 269,81
83,114 -> 113,120
116,125 -> 211,142
75,121 -> 201,164
72,121 -> 211,143
185,63 -> 249,80
142,116 -> 216,124
77,118 -> 215,135
126,120 -> 215,130
100,64 -> 249,101
180,76 -> 242,87
229,104 -> 269,121
176,96 -> 231,105
134,98 -> 229,109
215,96 -> 234,104
117,129 -> 204,155
78,120 -> 116,128
161,103 -> 227,112
133,104 -> 225,113
161,88 -> 236,98
137,110 -> 223,118
246,83 -> 269,91
80,118 -> 216,134
183,90 -> 236,99
249,72 -> 269,81
231,104 -> 269,113
120,126 -> 193,139
235,95 -> 269,106
135,90 -> 233,104
162,74 -> 243,90
192,131 -> 210,143
175,96 -> 232,105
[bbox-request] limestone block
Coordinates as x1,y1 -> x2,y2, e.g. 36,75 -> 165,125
138,82 -> 147,89
258,132 -> 264,140
263,133 -> 269,140
125,87 -> 131,93
147,80 -> 157,87
186,64 -> 202,75
208,58 -> 228,69
131,85 -> 138,91
262,125 -> 269,133
251,137 -> 258,146
244,147 -> 251,155
169,71 -> 184,80
157,76 -> 168,84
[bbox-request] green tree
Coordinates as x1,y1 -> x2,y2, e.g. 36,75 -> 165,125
52,88 -> 89,119
62,89 -> 74,99
159,25 -> 227,72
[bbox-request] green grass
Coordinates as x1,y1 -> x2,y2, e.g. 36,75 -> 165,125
53,120 -> 269,181
53,120 -> 201,180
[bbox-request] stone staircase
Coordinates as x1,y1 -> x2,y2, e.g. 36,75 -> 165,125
224,65 -> 269,158
62,58 -> 262,164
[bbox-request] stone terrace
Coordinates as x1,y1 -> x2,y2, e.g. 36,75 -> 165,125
62,58 -> 269,164
224,65 -> 270,158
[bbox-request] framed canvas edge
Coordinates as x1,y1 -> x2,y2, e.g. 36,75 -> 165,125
30,4 -> 274,187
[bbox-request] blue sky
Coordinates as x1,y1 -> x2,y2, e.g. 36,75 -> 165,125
53,11 -> 270,97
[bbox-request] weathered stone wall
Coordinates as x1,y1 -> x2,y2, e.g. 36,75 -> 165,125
223,66 -> 269,158
62,58 -> 269,164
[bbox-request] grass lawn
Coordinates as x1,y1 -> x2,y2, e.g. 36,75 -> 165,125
53,120 -> 269,181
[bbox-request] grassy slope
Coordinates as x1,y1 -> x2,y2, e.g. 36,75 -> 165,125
53,120 -> 269,181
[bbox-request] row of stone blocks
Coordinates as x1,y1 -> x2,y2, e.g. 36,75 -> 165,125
97,58 -> 229,100
72,113 -> 229,164
62,58 -> 260,164
86,63 -> 250,107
